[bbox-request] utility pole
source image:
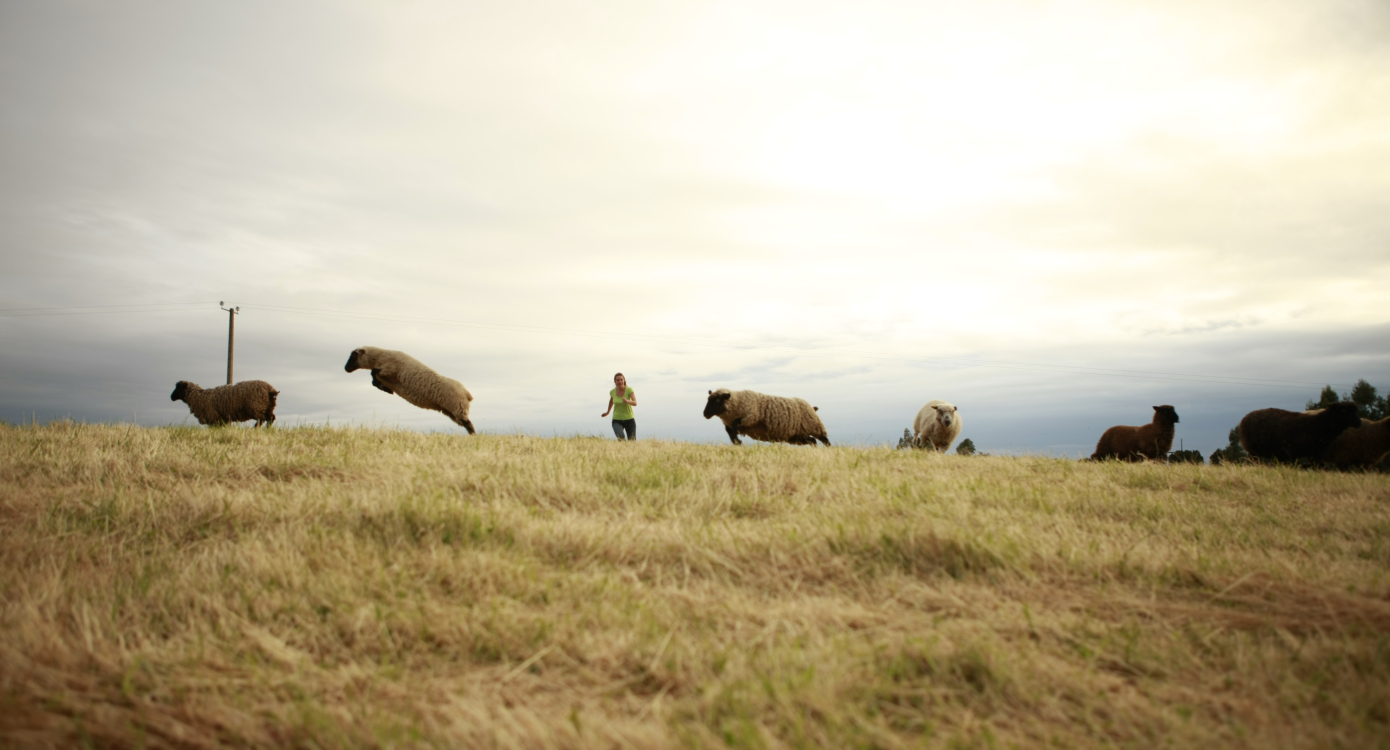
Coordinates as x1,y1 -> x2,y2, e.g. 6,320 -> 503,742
220,301 -> 240,385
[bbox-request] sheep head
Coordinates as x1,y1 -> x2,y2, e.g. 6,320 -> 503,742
344,347 -> 370,373
1152,405 -> 1180,425
703,389 -> 732,419
933,403 -> 958,427
1323,402 -> 1362,430
170,381 -> 197,402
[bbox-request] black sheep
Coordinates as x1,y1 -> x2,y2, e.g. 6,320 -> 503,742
1238,402 -> 1361,464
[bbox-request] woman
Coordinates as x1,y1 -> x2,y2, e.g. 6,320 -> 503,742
600,372 -> 637,440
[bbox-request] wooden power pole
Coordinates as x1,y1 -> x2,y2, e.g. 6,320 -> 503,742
219,302 -> 240,385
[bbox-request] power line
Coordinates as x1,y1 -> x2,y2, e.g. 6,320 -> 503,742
0,302 -> 209,313
0,299 -> 1359,391
238,303 -> 1344,391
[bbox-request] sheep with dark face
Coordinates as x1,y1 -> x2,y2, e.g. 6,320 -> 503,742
344,346 -> 475,433
1091,405 -> 1179,461
1321,416 -> 1390,470
170,380 -> 279,427
702,388 -> 830,446
912,400 -> 962,452
1238,402 -> 1360,464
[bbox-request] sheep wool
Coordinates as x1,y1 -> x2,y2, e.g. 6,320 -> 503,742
1091,405 -> 1179,461
702,388 -> 830,446
170,380 -> 279,427
1321,416 -> 1390,470
1239,402 -> 1361,464
912,400 -> 962,452
344,346 -> 475,433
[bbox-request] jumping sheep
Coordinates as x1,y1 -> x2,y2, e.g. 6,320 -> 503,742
702,388 -> 830,446
1091,405 -> 1179,461
1238,403 -> 1360,464
344,346 -> 475,433
1319,415 -> 1390,470
170,380 -> 279,427
912,400 -> 962,452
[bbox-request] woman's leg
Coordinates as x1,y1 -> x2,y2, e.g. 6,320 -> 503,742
611,420 -> 627,439
622,419 -> 636,440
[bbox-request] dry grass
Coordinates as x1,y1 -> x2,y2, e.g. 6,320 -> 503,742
2,422 -> 1389,749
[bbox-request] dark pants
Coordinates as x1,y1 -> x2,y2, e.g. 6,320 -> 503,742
611,419 -> 636,440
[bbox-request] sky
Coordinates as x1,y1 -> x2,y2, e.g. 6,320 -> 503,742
1,0 -> 1388,455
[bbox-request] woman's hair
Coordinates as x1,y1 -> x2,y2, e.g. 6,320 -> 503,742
614,372 -> 624,380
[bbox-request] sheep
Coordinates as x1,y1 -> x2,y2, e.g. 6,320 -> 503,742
1091,405 -> 1179,461
344,346 -> 475,433
1320,416 -> 1390,470
702,388 -> 830,446
1238,402 -> 1360,464
912,400 -> 962,452
170,380 -> 279,427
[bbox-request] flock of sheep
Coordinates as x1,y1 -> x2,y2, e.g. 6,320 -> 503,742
169,346 -> 1390,470
1081,401 -> 1389,470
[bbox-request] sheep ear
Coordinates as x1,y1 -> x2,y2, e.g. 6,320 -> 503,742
708,390 -> 713,396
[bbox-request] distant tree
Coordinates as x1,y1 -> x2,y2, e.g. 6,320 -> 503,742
1307,384 -> 1342,411
1209,426 -> 1247,465
896,428 -> 914,450
1168,449 -> 1204,464
956,438 -> 977,456
1348,379 -> 1388,420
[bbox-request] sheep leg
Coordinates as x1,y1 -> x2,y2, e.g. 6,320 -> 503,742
726,418 -> 744,445
816,434 -> 831,447
370,369 -> 395,394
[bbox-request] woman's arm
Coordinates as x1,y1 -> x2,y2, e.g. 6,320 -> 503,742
624,391 -> 637,406
601,397 -> 613,417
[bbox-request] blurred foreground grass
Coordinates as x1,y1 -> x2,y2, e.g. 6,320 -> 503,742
1,422 -> 1388,749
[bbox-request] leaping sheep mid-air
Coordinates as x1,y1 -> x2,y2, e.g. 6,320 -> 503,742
170,380 -> 279,427
912,400 -> 963,452
1091,405 -> 1179,461
702,388 -> 830,446
344,346 -> 475,433
1238,403 -> 1360,464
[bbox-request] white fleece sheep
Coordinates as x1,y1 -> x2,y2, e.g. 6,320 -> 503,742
170,380 -> 279,427
702,388 -> 830,446
344,346 -> 475,433
912,400 -> 962,452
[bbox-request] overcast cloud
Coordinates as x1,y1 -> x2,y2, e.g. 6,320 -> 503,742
2,0 -> 1388,454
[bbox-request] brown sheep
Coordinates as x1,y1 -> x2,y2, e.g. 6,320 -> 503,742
344,346 -> 475,433
702,388 -> 830,446
1320,416 -> 1390,470
1091,405 -> 1179,461
170,380 -> 279,427
1238,402 -> 1361,464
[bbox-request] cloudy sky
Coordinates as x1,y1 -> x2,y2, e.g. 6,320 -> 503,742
2,0 -> 1387,454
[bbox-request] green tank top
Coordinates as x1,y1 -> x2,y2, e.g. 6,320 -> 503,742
610,387 -> 635,421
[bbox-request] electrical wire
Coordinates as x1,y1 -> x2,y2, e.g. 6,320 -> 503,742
0,300 -> 1357,391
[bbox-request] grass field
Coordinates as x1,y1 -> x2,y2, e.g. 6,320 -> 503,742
2,422 -> 1389,749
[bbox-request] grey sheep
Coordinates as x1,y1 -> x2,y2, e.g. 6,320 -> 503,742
170,380 -> 279,427
702,388 -> 830,446
1238,402 -> 1361,464
344,346 -> 475,433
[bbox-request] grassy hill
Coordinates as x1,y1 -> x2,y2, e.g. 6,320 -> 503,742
1,422 -> 1388,748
